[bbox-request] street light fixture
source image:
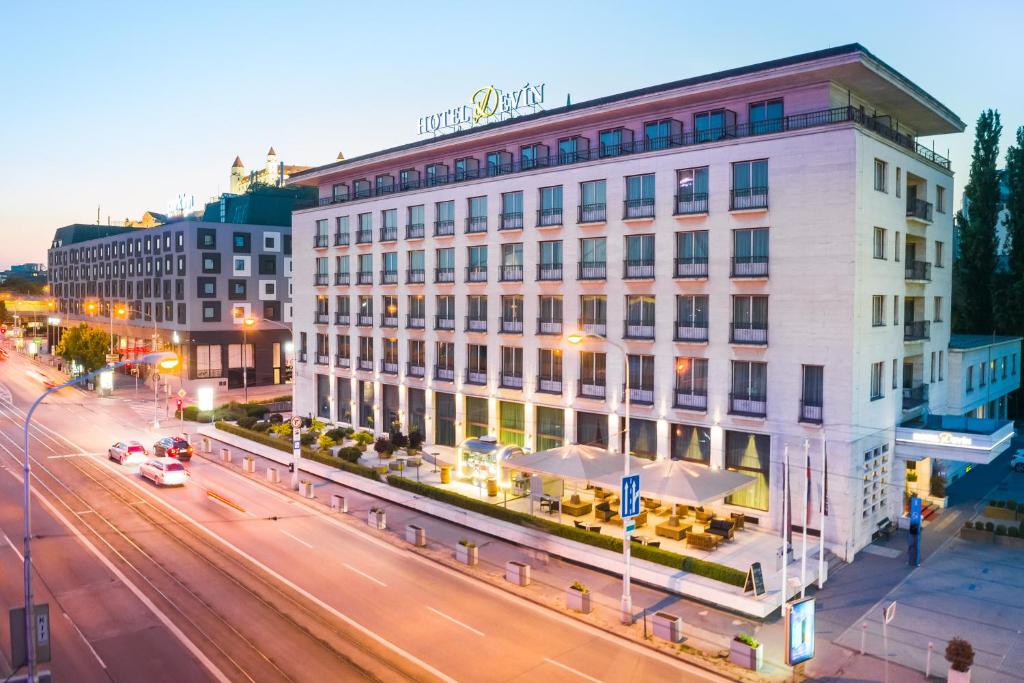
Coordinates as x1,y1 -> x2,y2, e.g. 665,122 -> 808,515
566,329 -> 634,624
242,316 -> 256,404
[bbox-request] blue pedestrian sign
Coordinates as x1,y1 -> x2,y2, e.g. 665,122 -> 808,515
620,474 -> 641,519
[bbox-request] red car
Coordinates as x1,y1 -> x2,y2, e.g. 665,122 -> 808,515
153,436 -> 193,461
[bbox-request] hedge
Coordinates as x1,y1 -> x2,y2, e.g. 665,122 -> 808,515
386,476 -> 746,587
214,422 -> 380,482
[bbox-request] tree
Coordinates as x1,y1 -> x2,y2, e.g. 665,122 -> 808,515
996,127 -> 1024,334
953,109 -> 1002,333
0,277 -> 46,295
0,300 -> 8,324
54,323 -> 109,373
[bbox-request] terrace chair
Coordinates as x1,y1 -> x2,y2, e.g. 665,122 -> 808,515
729,512 -> 746,531
574,520 -> 587,529
686,532 -> 720,551
707,518 -> 735,541
647,540 -> 661,549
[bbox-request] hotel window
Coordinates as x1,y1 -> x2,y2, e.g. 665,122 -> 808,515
500,295 -> 524,331
980,361 -> 987,387
425,163 -> 447,186
408,338 -> 425,367
195,345 -> 223,378
498,401 -> 525,447
228,279 -> 246,300
579,180 -> 606,222
538,186 -> 563,225
466,347 -> 489,388
436,341 -> 454,372
467,294 -> 487,326
934,296 -> 943,322
580,295 -> 607,330
399,168 -> 420,190
694,108 -> 736,142
202,301 -> 221,322
197,277 -> 216,298
733,227 -> 769,275
873,227 -> 886,259
725,431 -> 770,511
485,151 -> 511,176
731,160 -> 768,209
731,359 -> 767,405
675,356 -> 708,398
892,359 -> 898,390
626,354 -> 656,401
558,136 -> 587,164
358,380 -> 374,428
434,392 -> 456,446
332,183 -> 348,201
500,347 -> 524,385
896,168 -> 901,198
671,424 -> 710,464
520,143 -> 548,170
358,336 -> 374,364
353,178 -> 370,198
625,173 -> 655,204
232,232 -> 251,253
455,156 -> 479,180
1003,356 -> 1008,379
872,295 -> 885,326
436,200 -> 455,225
535,406 -> 565,451
538,347 -> 562,386
874,159 -> 887,192
381,208 -> 398,237
580,350 -> 606,389
407,205 -> 425,232
731,295 -> 768,343
894,232 -> 901,261
870,361 -> 884,399
576,411 -> 607,447
966,366 -> 974,391
644,118 -> 679,150
622,418 -> 657,459
936,186 -> 946,213
500,191 -> 523,229
201,253 -> 220,273
676,295 -> 709,338
336,295 -> 350,318
748,99 -> 783,134
468,245 -> 488,278
599,127 -> 632,157
467,196 -> 488,230
930,352 -> 936,382
625,294 -> 655,338
538,240 -> 562,273
935,241 -> 944,267
580,237 -> 606,274
801,365 -> 824,423
893,295 -> 900,325
676,167 -> 709,208
358,294 -> 373,321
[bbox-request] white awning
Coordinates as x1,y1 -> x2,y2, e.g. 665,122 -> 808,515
592,458 -> 756,505
508,443 -> 625,482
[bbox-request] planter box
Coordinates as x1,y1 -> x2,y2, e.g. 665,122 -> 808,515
651,611 -> 683,643
406,524 -> 426,547
368,510 -> 387,530
456,543 -> 478,566
300,480 -> 315,499
331,493 -> 347,512
729,639 -> 764,671
947,668 -> 971,683
219,447 -> 231,463
242,456 -> 256,473
505,560 -> 531,586
994,534 -> 1024,549
960,527 -> 994,544
984,506 -> 1016,521
566,587 -> 592,613
266,467 -> 280,483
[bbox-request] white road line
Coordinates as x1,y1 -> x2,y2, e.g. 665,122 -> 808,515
63,611 -> 107,669
343,562 -> 387,587
426,606 -> 484,637
280,529 -> 314,549
543,658 -> 604,683
1,530 -> 24,562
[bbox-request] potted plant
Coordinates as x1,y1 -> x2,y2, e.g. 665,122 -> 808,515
352,431 -> 374,452
945,637 -> 974,682
566,580 -> 592,613
374,436 -> 394,461
960,520 -> 994,543
407,428 -> 424,456
729,632 -> 763,671
456,539 -> 478,565
367,506 -> 386,530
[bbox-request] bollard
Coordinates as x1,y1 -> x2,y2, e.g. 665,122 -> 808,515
300,480 -> 315,499
504,560 -> 531,586
331,493 -> 348,513
242,456 -> 256,473
219,447 -> 231,463
405,524 -> 426,546
202,436 -> 212,453
860,622 -> 867,655
368,507 -> 386,530
926,642 -> 933,678
267,467 -> 280,484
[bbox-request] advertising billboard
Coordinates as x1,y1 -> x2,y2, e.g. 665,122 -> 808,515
786,597 -> 816,665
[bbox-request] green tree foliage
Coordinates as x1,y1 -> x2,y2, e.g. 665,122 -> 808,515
995,126 -> 1024,334
54,323 -> 110,373
953,109 -> 1002,333
0,277 -> 46,295
0,300 -> 8,324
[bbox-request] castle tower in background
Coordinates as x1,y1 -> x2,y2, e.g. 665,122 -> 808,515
230,155 -> 246,194
228,147 -> 312,195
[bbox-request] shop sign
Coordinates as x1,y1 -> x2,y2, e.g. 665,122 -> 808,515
909,431 -> 972,447
418,82 -> 546,135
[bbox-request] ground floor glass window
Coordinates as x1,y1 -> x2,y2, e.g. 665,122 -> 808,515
535,406 -> 564,451
434,392 -> 455,446
724,430 -> 770,511
498,401 -> 524,446
576,411 -> 607,447
465,396 -> 489,438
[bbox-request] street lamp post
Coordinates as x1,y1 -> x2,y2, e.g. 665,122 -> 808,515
257,317 -> 297,488
242,317 -> 256,404
21,351 -> 179,682
567,330 -> 633,624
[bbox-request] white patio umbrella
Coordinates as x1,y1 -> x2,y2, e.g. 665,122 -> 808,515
592,457 -> 756,506
509,443 -> 625,483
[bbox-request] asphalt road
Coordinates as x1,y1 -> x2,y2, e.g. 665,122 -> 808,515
0,349 -> 730,683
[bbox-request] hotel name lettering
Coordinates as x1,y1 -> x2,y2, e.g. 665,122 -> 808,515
418,82 -> 546,135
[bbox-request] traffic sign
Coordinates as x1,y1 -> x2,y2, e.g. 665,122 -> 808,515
177,388 -> 187,399
624,519 -> 636,535
290,415 -> 303,429
620,473 -> 641,519
883,601 -> 897,624
105,353 -> 118,364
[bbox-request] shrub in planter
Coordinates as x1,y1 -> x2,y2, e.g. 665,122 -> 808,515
324,427 -> 350,442
237,416 -> 258,430
1009,527 -> 1020,538
251,421 -> 272,433
299,432 -> 317,447
945,637 -> 974,675
352,431 -> 374,452
408,428 -> 424,454
985,521 -> 995,532
245,403 -> 269,418
455,539 -> 478,565
269,413 -> 283,424
318,434 -> 337,451
374,436 -> 395,459
974,521 -> 986,531
729,633 -> 764,671
337,447 -> 362,464
996,525 -> 1007,536
566,581 -> 592,613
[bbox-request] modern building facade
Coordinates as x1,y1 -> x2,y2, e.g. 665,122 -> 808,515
289,44 -> 1016,559
47,214 -> 294,391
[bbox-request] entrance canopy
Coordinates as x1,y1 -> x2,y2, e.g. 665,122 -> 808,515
895,415 -> 1014,465
592,457 -> 756,506
509,443 -> 625,482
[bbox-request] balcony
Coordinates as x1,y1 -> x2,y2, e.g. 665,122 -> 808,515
335,355 -> 351,368
623,320 -> 655,340
500,374 -> 524,389
578,261 -> 607,280
355,230 -> 372,244
357,314 -> 373,327
466,317 -> 487,333
537,318 -> 562,335
434,219 -> 455,237
466,266 -> 488,283
674,257 -> 708,279
298,351 -> 307,362
380,314 -> 398,328
904,320 -> 930,342
536,376 -> 563,394
674,324 -> 709,343
314,273 -> 329,286
730,322 -> 768,345
537,264 -> 563,281
906,198 -> 934,223
435,315 -> 455,331
314,353 -> 329,365
623,384 -> 654,405
314,312 -> 329,325
730,392 -> 767,417
905,261 -> 932,282
435,267 -> 455,284
407,362 -> 426,378
578,203 -> 607,224
357,358 -> 373,372
406,223 -> 425,240
731,256 -> 769,278
499,264 -> 523,282
730,187 -> 769,211
380,270 -> 398,285
406,314 -> 425,329
434,366 -> 455,382
537,208 -> 563,227
577,379 -> 607,400
674,391 -> 708,411
466,216 -> 488,234
465,369 -> 487,385
335,272 -> 350,286
902,384 -> 929,410
799,400 -> 823,424
623,198 -> 655,220
407,268 -> 426,284
578,320 -> 607,337
379,226 -> 398,242
334,232 -> 350,246
499,212 -> 523,231
334,313 -> 350,325
675,192 -> 709,216
314,234 -> 329,249
356,272 -> 373,285
381,360 -> 399,375
623,259 -> 655,280
500,319 -> 524,334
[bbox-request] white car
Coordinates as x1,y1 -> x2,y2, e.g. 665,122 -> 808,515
1011,451 -> 1024,473
108,440 -> 148,465
139,457 -> 188,487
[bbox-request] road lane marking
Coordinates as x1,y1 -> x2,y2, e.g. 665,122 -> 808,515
280,530 -> 314,549
543,658 -> 604,683
63,611 -> 107,669
343,562 -> 387,587
206,490 -> 248,514
426,606 -> 484,637
1,530 -> 24,561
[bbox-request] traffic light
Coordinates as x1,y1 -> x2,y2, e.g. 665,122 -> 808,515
0,327 -> 5,336
175,398 -> 183,412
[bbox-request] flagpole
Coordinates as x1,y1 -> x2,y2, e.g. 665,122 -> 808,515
801,439 -> 810,598
818,434 -> 828,589
780,444 -> 789,610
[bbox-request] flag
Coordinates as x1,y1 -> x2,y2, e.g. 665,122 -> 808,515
785,447 -> 793,548
821,440 -> 830,517
806,446 -> 813,517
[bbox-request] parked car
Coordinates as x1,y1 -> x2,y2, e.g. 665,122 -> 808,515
138,458 -> 188,487
108,440 -> 148,465
1011,450 -> 1024,473
153,436 -> 193,460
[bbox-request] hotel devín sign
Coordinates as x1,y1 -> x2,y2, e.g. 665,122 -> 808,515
418,82 -> 546,136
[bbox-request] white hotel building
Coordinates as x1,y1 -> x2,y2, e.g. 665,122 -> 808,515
290,45 -> 1018,559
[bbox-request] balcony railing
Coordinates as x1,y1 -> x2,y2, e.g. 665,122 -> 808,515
799,400 -> 823,424
357,314 -> 373,327
335,354 -> 350,368
314,353 -> 329,365
407,268 -> 426,284
357,358 -> 373,371
314,312 -> 329,325
674,391 -> 708,411
623,320 -> 655,340
675,192 -> 709,216
731,256 -> 769,278
578,261 -> 607,280
730,322 -> 768,345
406,223 -> 425,239
623,259 -> 655,279
578,320 -> 606,336
730,392 -> 767,417
298,351 -> 307,362
500,374 -> 524,389
623,198 -> 655,220
904,320 -> 930,341
314,234 -> 329,248
380,315 -> 398,327
334,313 -> 350,325
465,216 -> 488,234
578,203 -> 607,224
500,319 -> 524,334
435,267 -> 455,283
537,208 -> 563,227
499,212 -> 523,230
465,369 -> 487,385
379,226 -> 398,242
380,270 -> 398,285
334,232 -> 350,246
577,379 -> 607,400
434,365 -> 455,382
406,362 -> 426,378
314,274 -> 329,286
537,376 -> 563,394
466,317 -> 487,333
356,272 -> 373,285
435,315 -> 455,331
307,106 -> 951,212
537,264 -> 563,281
905,260 -> 932,281
623,384 -> 654,405
906,198 -> 934,222
674,257 -> 708,278
674,324 -> 709,342
434,219 -> 455,236
335,272 -> 350,286
500,264 -> 523,282
466,266 -> 488,283
381,360 -> 399,374
537,318 -> 562,335
902,384 -> 928,410
355,230 -> 372,244
406,314 -> 425,329
730,187 -> 769,210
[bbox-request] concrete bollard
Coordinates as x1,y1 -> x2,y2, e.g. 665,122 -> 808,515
242,456 -> 256,473
219,447 -> 231,463
405,524 -> 426,547
267,467 -> 281,484
331,493 -> 348,513
300,480 -> 315,499
505,560 -> 531,586
202,437 -> 212,453
368,507 -> 386,530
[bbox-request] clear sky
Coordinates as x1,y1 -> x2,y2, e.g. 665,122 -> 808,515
0,0 -> 1020,269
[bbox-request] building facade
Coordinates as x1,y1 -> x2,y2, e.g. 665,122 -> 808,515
289,45 -> 1015,558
